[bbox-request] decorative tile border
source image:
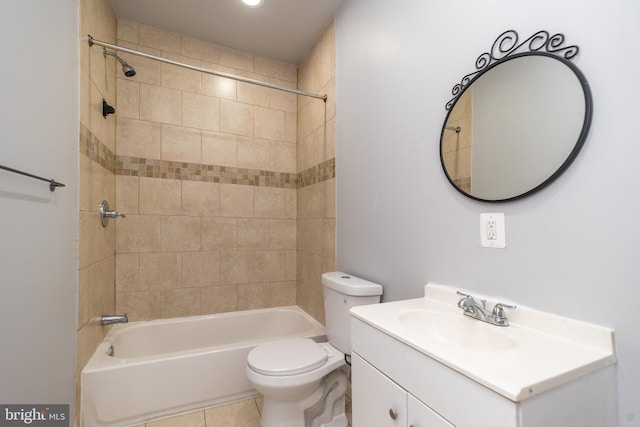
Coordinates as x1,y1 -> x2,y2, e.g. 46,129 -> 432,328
299,158 -> 335,187
79,124 -> 116,173
115,156 -> 300,189
80,125 -> 334,189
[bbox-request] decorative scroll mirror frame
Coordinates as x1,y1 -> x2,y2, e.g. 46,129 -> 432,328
440,30 -> 593,203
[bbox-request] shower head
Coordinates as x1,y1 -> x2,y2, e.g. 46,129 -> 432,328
103,49 -> 136,77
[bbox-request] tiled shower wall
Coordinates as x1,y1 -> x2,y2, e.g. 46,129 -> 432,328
296,23 -> 336,322
113,20 -> 335,322
77,0 -> 117,418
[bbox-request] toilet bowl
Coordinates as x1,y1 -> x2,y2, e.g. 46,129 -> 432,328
246,272 -> 383,427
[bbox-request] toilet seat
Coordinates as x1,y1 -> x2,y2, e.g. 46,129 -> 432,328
247,338 -> 328,376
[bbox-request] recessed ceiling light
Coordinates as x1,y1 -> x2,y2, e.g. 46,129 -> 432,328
240,0 -> 264,7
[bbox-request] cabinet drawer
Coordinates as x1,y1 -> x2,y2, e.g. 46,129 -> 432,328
407,394 -> 453,427
352,353 -> 407,426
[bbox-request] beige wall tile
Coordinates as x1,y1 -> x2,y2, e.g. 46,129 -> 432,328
182,180 -> 220,216
219,47 -> 253,72
255,251 -> 286,283
202,131 -> 237,167
237,80 -> 269,107
140,83 -> 182,125
201,285 -> 237,314
182,252 -> 220,287
322,219 -> 336,258
116,117 -> 161,159
270,219 -> 297,250
285,112 -> 297,143
182,36 -> 220,63
78,267 -> 90,326
139,24 -> 181,53
139,252 -> 181,290
160,216 -> 202,252
117,19 -> 139,44
238,283 -> 270,311
286,250 -> 297,281
160,55 -> 201,93
116,290 -> 161,321
220,99 -> 253,136
115,253 -> 139,292
182,92 -> 220,132
270,141 -> 296,173
161,288 -> 201,318
220,184 -> 254,218
161,124 -> 202,163
202,72 -> 237,101
254,107 -> 284,141
269,281 -> 297,307
220,251 -> 253,285
79,211 -> 115,269
238,136 -> 270,170
115,175 -> 138,214
116,214 -> 162,253
139,177 -> 182,215
80,154 -> 114,213
237,218 -> 270,250
254,56 -> 296,83
202,217 -> 238,250
116,78 -> 139,119
284,188 -> 297,219
269,87 -> 297,113
254,187 -> 284,218
116,254 -> 140,292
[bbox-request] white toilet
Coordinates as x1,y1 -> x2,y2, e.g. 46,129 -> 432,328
246,272 -> 383,427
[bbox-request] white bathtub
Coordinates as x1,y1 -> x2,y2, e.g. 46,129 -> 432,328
81,306 -> 326,427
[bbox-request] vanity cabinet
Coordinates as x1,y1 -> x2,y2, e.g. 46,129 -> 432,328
350,315 -> 617,427
352,353 -> 452,427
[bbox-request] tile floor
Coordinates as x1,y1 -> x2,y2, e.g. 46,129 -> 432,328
132,395 -> 352,427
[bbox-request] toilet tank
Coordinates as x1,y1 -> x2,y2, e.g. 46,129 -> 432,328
321,272 -> 383,355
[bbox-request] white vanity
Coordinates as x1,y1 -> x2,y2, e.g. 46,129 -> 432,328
350,283 -> 617,427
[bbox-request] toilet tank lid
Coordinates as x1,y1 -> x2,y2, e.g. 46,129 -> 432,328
321,272 -> 383,296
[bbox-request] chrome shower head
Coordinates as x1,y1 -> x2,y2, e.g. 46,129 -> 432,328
103,49 -> 136,77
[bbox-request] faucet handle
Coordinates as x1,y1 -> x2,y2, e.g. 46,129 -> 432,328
492,303 -> 516,319
456,290 -> 474,299
456,291 -> 476,312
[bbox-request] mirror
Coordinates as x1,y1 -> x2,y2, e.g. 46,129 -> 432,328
440,30 -> 592,202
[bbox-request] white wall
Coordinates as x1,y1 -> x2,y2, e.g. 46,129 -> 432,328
0,0 -> 79,421
335,0 -> 640,425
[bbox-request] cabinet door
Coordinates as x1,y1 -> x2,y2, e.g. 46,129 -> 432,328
352,353 -> 407,426
407,394 -> 453,427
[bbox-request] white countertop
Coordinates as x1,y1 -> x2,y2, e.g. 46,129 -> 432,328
350,283 -> 617,402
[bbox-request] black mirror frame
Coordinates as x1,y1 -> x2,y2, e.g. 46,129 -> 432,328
440,30 -> 593,203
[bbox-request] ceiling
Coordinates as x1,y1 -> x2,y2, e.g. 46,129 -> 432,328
110,0 -> 344,64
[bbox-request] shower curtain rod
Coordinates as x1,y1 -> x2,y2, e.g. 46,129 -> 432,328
87,35 -> 327,102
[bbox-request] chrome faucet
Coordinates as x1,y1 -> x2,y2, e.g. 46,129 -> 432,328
101,314 -> 128,326
456,291 -> 516,327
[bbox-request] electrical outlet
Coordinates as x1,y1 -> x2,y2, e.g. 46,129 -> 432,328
486,219 -> 497,240
480,213 -> 505,248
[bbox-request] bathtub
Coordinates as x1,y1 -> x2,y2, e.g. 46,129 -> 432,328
81,306 -> 326,427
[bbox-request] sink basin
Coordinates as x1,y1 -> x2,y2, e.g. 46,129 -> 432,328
398,310 -> 517,351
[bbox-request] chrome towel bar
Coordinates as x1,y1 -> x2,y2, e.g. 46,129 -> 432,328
0,163 -> 65,191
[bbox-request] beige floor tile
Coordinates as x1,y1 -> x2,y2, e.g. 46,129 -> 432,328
145,410 -> 206,427
204,399 -> 261,427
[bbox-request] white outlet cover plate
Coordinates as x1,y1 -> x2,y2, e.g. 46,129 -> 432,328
480,212 -> 506,248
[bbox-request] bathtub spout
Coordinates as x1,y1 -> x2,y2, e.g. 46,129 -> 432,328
101,314 -> 128,326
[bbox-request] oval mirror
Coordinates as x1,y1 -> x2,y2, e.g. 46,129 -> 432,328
440,31 -> 592,202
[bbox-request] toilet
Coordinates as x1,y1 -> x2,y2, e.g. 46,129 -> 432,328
246,272 -> 383,427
